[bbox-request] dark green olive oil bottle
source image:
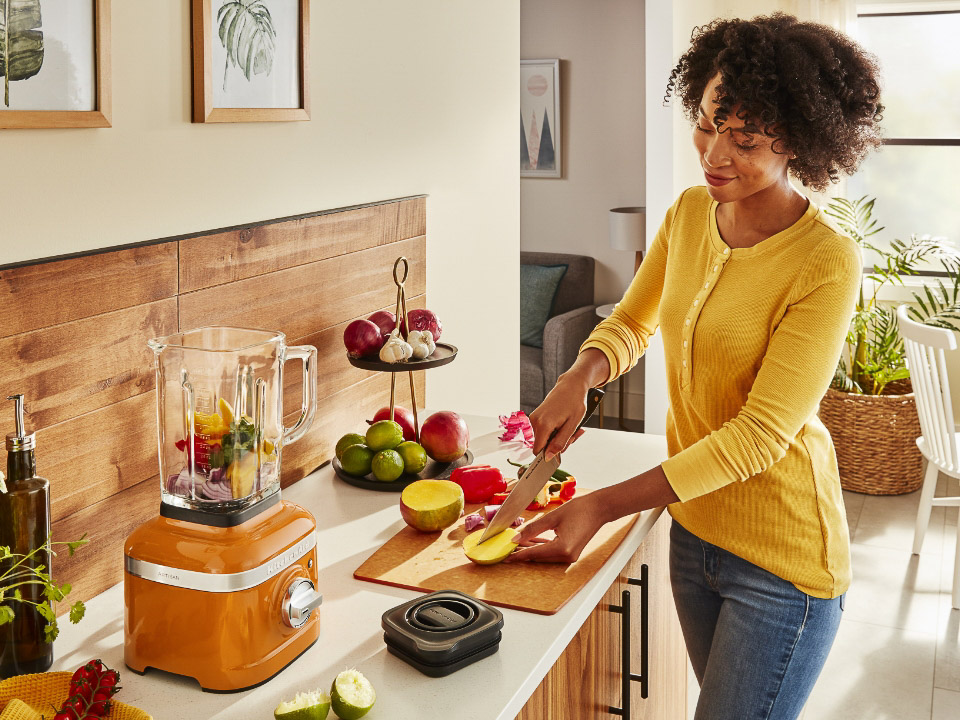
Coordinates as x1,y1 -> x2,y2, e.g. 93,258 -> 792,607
0,394 -> 52,678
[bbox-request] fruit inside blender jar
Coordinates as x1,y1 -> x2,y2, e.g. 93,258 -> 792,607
167,398 -> 278,501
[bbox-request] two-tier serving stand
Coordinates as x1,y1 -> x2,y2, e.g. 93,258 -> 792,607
333,257 -> 472,490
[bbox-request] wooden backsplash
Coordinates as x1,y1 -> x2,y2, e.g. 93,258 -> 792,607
0,197 -> 427,609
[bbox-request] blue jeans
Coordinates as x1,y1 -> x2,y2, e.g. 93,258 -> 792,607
669,520 -> 844,720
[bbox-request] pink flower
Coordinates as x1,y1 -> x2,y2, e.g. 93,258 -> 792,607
498,411 -> 534,448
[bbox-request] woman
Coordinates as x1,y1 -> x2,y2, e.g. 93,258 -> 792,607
509,13 -> 883,719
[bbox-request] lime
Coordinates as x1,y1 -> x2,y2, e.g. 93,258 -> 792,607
365,420 -> 404,452
371,449 -> 404,482
274,689 -> 330,720
340,444 -> 375,477
330,669 -> 376,720
336,433 -> 367,461
395,441 -> 428,474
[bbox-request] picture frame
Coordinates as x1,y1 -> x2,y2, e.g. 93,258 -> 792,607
521,59 -> 561,178
0,0 -> 111,129
192,0 -> 309,123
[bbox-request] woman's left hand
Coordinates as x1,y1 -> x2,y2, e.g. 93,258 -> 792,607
505,493 -> 608,564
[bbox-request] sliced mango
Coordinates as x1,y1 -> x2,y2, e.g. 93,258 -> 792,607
227,452 -> 258,498
463,527 -> 519,565
218,397 -> 235,426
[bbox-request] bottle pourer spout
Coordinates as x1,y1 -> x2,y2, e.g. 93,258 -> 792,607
6,394 -> 35,452
7,394 -> 25,438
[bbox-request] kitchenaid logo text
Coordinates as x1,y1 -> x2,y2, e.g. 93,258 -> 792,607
265,538 -> 313,578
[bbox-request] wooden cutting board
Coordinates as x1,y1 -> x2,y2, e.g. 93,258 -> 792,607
353,489 -> 638,615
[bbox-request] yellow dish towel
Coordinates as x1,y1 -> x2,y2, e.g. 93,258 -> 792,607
0,671 -> 151,720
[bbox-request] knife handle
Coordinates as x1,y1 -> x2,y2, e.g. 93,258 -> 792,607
576,387 -> 605,433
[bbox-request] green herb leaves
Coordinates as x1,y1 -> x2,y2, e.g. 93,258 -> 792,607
0,532 -> 88,642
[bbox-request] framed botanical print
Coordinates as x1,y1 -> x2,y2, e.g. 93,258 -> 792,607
521,59 -> 560,178
0,0 -> 111,129
192,0 -> 309,123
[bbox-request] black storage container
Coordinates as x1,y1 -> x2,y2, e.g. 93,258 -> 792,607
381,589 -> 504,677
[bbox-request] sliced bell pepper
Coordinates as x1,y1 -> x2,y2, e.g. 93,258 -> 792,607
490,492 -> 510,505
450,465 -> 507,504
526,483 -> 551,510
549,478 -> 577,504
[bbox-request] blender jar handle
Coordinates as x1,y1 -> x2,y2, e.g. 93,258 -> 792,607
283,344 -> 317,446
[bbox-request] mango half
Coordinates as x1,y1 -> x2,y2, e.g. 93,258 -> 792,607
400,479 -> 464,532
463,527 -> 519,565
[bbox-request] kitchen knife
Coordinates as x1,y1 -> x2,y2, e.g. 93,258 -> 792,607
478,387 -> 605,544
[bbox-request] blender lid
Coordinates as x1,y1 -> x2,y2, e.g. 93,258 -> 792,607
382,590 -> 503,671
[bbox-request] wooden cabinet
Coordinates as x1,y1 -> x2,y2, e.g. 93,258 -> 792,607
517,513 -> 686,720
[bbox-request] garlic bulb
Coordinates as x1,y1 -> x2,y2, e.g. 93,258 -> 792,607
407,329 -> 436,360
380,330 -> 413,363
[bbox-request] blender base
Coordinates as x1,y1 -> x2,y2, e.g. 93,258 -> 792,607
126,635 -> 319,694
124,499 -> 320,692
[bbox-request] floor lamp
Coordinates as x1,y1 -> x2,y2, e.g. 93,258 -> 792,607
609,206 -> 646,273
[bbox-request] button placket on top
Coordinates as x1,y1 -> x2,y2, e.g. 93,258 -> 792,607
681,246 -> 731,388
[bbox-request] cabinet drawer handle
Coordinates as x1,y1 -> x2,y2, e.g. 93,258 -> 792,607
608,563 -> 648,718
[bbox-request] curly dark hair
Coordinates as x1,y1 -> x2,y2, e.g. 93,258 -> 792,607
665,12 -> 884,192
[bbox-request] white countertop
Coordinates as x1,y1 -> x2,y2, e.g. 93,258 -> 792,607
49,415 -> 668,720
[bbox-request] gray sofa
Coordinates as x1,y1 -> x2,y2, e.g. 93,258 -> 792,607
520,252 -> 598,414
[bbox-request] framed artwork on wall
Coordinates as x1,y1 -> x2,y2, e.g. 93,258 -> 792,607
192,0 -> 309,123
521,59 -> 560,178
0,0 -> 111,129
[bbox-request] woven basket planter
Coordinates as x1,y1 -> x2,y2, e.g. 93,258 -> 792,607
818,379 -> 924,495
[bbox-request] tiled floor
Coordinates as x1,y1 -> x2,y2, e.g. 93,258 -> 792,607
686,471 -> 960,719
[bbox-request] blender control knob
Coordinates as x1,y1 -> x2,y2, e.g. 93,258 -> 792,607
283,578 -> 323,629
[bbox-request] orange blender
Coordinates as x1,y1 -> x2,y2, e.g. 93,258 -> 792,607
124,327 -> 319,692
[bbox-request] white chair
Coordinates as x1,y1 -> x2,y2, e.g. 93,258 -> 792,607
899,304 -> 960,609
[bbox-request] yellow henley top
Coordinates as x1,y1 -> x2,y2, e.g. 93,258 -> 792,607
582,186 -> 860,598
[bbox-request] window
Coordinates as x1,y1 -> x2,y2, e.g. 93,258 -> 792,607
848,4 -> 960,272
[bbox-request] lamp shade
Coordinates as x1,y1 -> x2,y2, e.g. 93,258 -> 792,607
608,207 -> 646,252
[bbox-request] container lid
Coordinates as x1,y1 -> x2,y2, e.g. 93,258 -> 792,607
381,590 -> 503,666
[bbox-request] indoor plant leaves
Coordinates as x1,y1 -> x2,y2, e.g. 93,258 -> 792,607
825,196 -> 960,396
0,0 -> 44,107
217,0 -> 276,91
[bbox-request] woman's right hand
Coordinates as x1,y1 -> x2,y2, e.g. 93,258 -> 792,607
531,348 -> 611,459
529,375 -> 590,460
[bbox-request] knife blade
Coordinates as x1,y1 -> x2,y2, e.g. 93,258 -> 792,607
478,387 -> 605,544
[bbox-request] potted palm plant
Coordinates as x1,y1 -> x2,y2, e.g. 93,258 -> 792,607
819,196 -> 960,494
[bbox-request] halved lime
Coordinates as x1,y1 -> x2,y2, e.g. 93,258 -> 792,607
330,669 -> 376,720
274,689 -> 330,720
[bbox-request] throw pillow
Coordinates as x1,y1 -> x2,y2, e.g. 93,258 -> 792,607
520,264 -> 568,348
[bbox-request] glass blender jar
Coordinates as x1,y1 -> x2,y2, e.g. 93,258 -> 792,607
149,326 -> 316,516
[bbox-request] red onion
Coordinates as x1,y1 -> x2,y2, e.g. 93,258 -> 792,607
464,513 -> 484,532
400,308 -> 442,341
343,319 -> 385,358
367,310 -> 398,338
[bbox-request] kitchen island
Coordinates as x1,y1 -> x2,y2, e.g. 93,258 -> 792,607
49,415 -> 677,719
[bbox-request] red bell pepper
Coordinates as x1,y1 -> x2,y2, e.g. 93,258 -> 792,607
527,483 -> 551,510
549,478 -> 577,504
450,465 -> 507,504
490,492 -> 510,505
